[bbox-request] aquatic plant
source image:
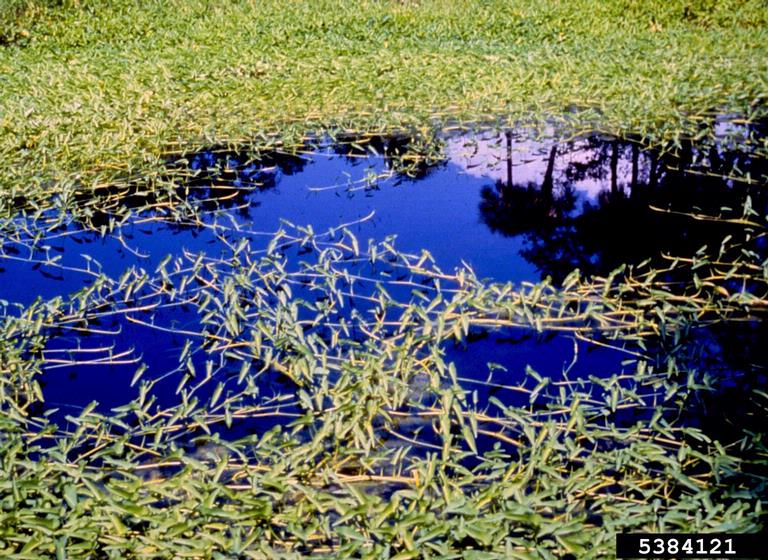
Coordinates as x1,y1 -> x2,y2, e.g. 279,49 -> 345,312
1,0 -> 767,552
1,0 -> 767,199
0,130 -> 766,556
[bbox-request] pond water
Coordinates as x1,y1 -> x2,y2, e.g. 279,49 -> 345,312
1,124 -> 766,440
5,127 -> 767,300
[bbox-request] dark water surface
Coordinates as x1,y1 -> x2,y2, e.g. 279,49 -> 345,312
2,124 -> 766,434
4,125 -> 767,302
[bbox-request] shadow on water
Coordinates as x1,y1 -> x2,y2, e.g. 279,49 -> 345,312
8,121 -> 764,296
474,126 -> 768,283
1,121 -> 767,448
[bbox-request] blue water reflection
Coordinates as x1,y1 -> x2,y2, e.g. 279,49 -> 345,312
1,127 -> 765,434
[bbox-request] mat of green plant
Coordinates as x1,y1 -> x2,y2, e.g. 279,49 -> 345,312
2,212 -> 767,558
1,0 -> 767,197
1,2 -> 768,558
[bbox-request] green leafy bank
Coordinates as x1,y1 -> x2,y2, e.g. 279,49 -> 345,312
0,0 -> 767,195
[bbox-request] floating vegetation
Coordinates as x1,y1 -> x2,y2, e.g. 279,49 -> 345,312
0,125 -> 766,557
2,0 -> 768,199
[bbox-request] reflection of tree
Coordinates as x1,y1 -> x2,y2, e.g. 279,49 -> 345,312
479,179 -> 575,237
172,148 -> 310,218
563,135 -> 615,184
657,319 -> 768,456
185,149 -> 308,194
331,133 -> 445,180
478,129 -> 768,284
77,148 -> 313,228
486,121 -> 768,454
479,141 -> 578,237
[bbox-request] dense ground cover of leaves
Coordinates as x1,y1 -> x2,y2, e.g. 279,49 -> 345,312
0,176 -> 767,556
0,0 -> 767,197
1,0 -> 767,556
